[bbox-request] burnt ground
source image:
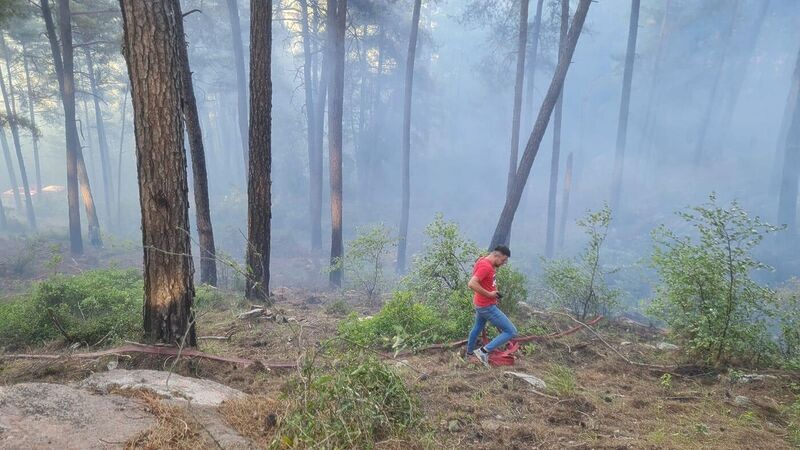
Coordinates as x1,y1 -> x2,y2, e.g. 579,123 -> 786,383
1,237 -> 799,449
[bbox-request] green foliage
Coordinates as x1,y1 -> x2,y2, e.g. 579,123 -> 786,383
540,205 -> 619,319
330,224 -> 397,301
648,194 -> 781,365
775,279 -> 800,367
784,396 -> 800,447
659,373 -> 672,391
0,269 -> 143,348
545,364 -> 577,396
275,352 -> 422,449
0,236 -> 46,277
324,298 -> 351,316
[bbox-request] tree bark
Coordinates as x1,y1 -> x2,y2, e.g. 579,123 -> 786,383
507,0 -> 529,198
490,0 -> 592,249
119,0 -> 196,346
117,85 -> 128,227
639,0 -> 672,158
173,0 -> 217,287
610,0 -> 640,213
299,0 -> 320,252
245,0 -> 273,301
84,47 -> 114,228
778,43 -> 800,236
42,0 -> 82,254
557,152 -> 573,250
544,0 -> 569,259
0,34 -> 36,229
396,0 -> 422,274
0,126 -> 20,211
524,0 -> 545,130
693,0 -> 740,163
328,0 -> 347,286
225,0 -> 249,176
21,43 -> 41,194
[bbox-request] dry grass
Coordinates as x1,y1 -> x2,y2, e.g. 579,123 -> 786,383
219,395 -> 282,448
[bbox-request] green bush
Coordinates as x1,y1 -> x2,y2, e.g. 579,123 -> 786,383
275,352 -> 422,449
648,194 -> 781,365
540,205 -> 619,319
0,269 -> 143,348
329,224 -> 397,302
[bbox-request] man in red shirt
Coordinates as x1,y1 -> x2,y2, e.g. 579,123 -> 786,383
466,245 -> 517,367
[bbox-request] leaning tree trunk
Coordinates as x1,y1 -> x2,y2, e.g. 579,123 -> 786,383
557,152 -> 573,250
524,0 -> 545,131
84,47 -> 114,228
610,0 -> 641,213
173,0 -> 217,287
21,43 -> 41,193
328,0 -> 347,287
117,85 -> 128,227
119,0 -> 196,346
0,127 -> 20,211
0,35 -> 36,229
490,0 -> 592,249
396,0 -> 422,274
693,0 -> 740,163
245,0 -> 273,301
544,0 -> 569,258
506,0 -> 529,198
42,0 -> 82,254
777,43 -> 800,236
225,0 -> 249,176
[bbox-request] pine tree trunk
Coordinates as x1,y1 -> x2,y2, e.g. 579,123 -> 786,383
84,47 -> 114,228
328,0 -> 347,286
639,0 -> 672,158
246,0 -> 273,301
507,0 -> 529,197
225,0 -> 249,176
0,192 -> 5,229
119,0 -> 196,346
0,35 -> 36,229
117,85 -> 128,227
778,43 -> 800,236
693,0 -> 740,163
490,0 -> 592,249
544,0 -> 569,259
300,0 -> 319,252
396,0 -> 422,274
772,45 -> 800,195
173,0 -> 217,287
21,44 -> 41,194
610,0 -> 641,213
0,127 -> 21,211
80,96 -> 97,179
557,152 -> 573,250
524,0 -> 545,129
42,0 -> 82,254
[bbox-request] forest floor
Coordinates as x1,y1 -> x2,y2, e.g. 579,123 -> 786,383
1,237 -> 800,449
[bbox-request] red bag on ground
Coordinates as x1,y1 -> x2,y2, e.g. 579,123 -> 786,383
479,330 -> 519,366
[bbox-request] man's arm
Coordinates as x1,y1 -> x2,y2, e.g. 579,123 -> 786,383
468,275 -> 497,299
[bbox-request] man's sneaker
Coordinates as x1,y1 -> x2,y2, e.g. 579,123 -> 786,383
474,347 -> 490,368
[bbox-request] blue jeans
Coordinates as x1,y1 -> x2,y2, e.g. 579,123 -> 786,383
467,305 -> 517,353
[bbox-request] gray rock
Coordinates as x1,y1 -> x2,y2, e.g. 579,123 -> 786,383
448,419 -> 461,432
656,342 -> 680,351
504,371 -> 547,390
737,374 -> 778,384
81,369 -> 245,407
620,341 -> 633,346
734,395 -> 750,407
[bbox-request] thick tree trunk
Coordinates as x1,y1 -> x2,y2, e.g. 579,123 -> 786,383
21,43 -> 41,194
639,0 -> 672,157
0,35 -> 36,229
693,0 -> 740,163
84,47 -> 114,228
80,96 -> 97,179
507,0 -> 529,197
245,0 -> 273,301
173,0 -> 217,287
117,85 -> 128,227
119,0 -> 196,346
544,0 -> 569,259
299,0 -> 320,252
42,0 -> 82,254
225,0 -> 249,175
557,152 -> 573,250
777,44 -> 800,236
610,0 -> 640,213
396,0 -> 422,274
524,0 -> 545,130
490,0 -> 592,249
0,127 -> 20,211
328,0 -> 347,287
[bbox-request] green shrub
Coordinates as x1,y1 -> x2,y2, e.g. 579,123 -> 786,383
545,364 -> 577,396
540,205 -> 619,319
275,352 -> 422,449
0,269 -> 143,348
329,224 -> 397,302
648,194 -> 781,365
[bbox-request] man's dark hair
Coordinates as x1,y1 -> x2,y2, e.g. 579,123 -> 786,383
493,245 -> 511,258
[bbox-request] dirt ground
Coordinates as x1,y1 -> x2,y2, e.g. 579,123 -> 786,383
1,237 -> 800,449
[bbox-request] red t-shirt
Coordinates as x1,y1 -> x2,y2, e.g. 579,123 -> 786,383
472,257 -> 497,307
